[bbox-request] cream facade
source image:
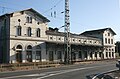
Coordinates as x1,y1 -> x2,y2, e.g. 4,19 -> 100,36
0,8 -> 116,63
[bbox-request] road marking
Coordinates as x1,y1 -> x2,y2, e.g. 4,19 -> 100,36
0,74 -> 46,79
36,64 -> 116,79
0,64 -> 115,79
35,66 -> 97,79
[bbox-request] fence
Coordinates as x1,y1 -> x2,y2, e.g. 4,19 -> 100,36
0,61 -> 62,72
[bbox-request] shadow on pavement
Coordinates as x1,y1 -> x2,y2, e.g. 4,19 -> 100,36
86,74 -> 114,79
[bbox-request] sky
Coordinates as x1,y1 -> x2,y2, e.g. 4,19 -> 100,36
0,0 -> 120,41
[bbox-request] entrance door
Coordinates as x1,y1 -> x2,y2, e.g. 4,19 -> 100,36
71,52 -> 76,61
57,51 -> 62,61
84,51 -> 87,59
26,51 -> 32,62
78,51 -> 82,59
16,45 -> 22,63
49,51 -> 54,61
16,51 -> 22,63
36,51 -> 41,61
26,45 -> 32,62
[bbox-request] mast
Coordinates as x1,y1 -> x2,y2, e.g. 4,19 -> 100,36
64,0 -> 71,64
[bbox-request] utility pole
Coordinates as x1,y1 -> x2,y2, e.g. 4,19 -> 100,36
64,0 -> 71,64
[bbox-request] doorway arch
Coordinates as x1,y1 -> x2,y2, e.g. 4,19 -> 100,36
16,45 -> 22,63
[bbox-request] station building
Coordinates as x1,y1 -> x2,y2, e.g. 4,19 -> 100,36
0,8 -> 116,63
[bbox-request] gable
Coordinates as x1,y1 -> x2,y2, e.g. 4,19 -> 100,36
80,28 -> 116,36
104,29 -> 116,36
0,8 -> 50,23
24,8 -> 50,22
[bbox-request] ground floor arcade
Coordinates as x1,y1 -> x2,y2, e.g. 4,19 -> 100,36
9,41 -> 116,63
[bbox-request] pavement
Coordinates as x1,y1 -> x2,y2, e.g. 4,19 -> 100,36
0,60 -> 118,79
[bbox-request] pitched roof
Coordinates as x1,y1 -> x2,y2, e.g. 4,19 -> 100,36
46,30 -> 101,40
0,8 -> 50,22
80,28 -> 116,35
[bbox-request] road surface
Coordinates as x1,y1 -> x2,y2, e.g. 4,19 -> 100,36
0,60 -> 117,79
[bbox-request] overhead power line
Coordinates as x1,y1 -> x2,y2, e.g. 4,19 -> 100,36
43,0 -> 63,14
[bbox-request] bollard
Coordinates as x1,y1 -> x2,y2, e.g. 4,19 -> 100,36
116,59 -> 120,71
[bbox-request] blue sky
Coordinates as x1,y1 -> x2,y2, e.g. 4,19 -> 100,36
0,0 -> 120,41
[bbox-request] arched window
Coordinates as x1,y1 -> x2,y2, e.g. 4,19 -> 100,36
26,16 -> 32,23
26,17 -> 29,23
36,28 -> 40,37
27,27 -> 32,37
29,17 -> 32,23
27,45 -> 32,49
16,45 -> 22,49
17,26 -> 22,36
